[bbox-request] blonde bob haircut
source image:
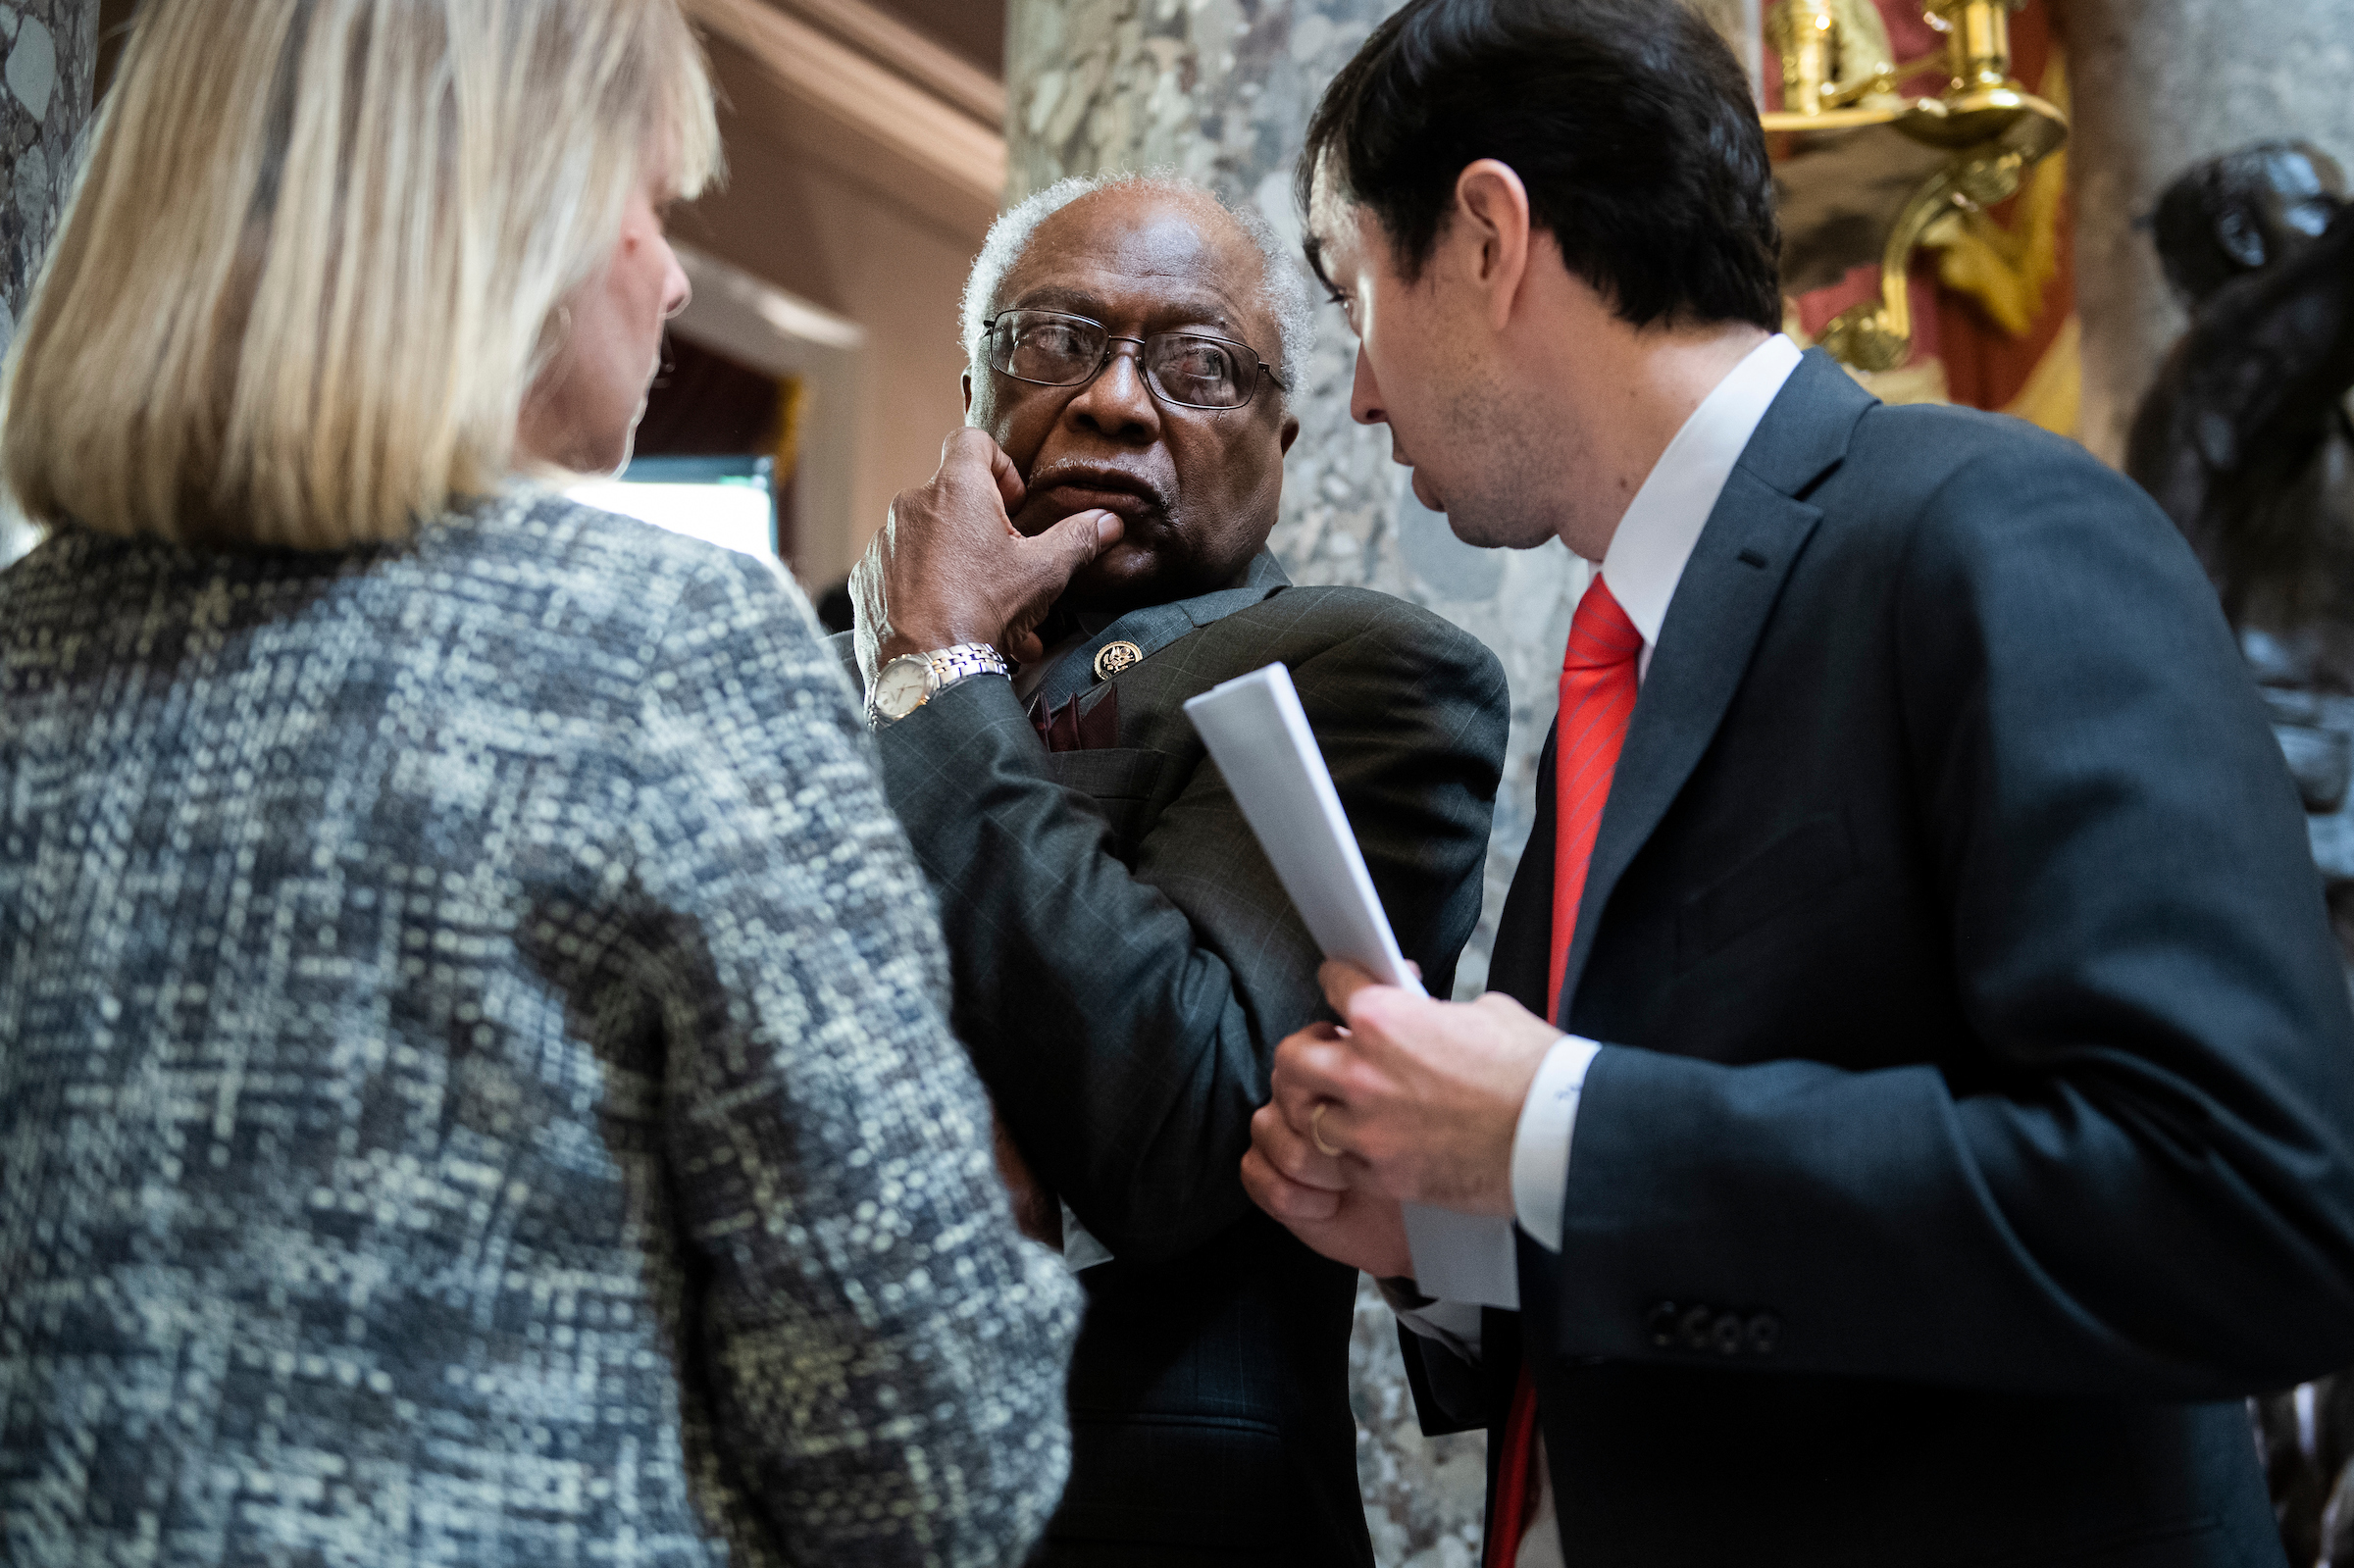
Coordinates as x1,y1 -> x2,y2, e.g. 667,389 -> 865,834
0,0 -> 719,549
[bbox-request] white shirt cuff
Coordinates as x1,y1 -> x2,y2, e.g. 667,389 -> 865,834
1511,1036 -> 1603,1251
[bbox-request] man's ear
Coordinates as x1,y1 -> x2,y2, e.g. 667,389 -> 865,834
1279,413 -> 1301,456
961,371 -> 975,418
1452,158 -> 1535,333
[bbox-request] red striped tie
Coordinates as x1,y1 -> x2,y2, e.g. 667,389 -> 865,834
1488,573 -> 1643,1568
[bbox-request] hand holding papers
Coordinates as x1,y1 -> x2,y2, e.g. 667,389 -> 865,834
1187,664 -> 1521,1308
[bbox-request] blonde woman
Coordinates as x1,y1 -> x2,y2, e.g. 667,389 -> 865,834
0,3 -> 1088,1563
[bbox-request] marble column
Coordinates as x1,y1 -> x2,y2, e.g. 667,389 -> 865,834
0,0 -> 95,562
2061,0 -> 2354,467
1005,1 -> 1579,1559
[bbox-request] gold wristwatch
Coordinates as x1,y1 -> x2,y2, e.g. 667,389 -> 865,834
867,642 -> 1010,727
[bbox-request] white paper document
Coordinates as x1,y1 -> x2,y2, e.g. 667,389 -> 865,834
1185,663 -> 1520,1308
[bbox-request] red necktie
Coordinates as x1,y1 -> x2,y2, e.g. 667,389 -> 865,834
1489,574 -> 1643,1568
1548,575 -> 1643,1022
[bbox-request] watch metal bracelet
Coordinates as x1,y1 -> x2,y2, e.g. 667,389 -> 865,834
925,642 -> 1010,687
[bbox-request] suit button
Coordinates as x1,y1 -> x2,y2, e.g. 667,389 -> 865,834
1712,1312 -> 1745,1355
1679,1304 -> 1714,1351
1646,1301 -> 1679,1348
1747,1314 -> 1780,1355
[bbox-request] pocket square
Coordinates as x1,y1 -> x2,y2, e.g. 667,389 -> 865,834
1029,686 -> 1121,753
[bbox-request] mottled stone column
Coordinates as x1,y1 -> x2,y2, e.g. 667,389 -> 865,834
0,0 -> 96,562
1006,1 -> 1585,1559
2062,0 -> 2354,466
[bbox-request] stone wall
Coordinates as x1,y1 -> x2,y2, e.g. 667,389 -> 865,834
0,0 -> 95,563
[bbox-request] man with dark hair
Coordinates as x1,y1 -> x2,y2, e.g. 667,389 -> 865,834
1296,0 -> 1782,336
843,173 -> 1507,1566
1241,3 -> 2354,1566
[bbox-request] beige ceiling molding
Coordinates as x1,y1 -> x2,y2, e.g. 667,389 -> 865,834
769,0 -> 1004,126
687,0 -> 1006,215
671,241 -> 868,367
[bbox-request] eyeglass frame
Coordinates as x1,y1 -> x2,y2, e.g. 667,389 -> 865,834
980,308 -> 1285,412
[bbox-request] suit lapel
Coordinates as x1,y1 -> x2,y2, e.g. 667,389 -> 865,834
1029,551 -> 1290,713
1490,723 -> 1559,1016
1554,352 -> 1869,1020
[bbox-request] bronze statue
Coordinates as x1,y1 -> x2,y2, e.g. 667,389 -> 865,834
2127,142 -> 2354,689
2127,141 -> 2354,1568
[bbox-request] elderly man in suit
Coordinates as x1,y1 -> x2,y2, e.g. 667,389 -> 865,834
1241,3 -> 2354,1568
840,173 -> 1508,1566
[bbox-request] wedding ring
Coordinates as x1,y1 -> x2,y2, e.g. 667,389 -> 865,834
1310,1100 -> 1344,1157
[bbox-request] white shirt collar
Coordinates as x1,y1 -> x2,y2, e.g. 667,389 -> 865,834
1599,333 -> 1805,665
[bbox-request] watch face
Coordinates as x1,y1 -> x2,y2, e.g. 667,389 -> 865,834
873,655 -> 936,719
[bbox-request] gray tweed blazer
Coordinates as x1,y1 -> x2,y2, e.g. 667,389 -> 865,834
0,496 -> 1081,1567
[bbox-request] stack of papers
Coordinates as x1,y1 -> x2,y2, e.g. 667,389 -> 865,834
1187,663 -> 1519,1308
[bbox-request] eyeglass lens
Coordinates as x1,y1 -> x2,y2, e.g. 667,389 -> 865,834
989,311 -> 1254,409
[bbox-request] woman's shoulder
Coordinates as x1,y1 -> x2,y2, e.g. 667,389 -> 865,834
433,488 -> 817,649
456,487 -> 766,598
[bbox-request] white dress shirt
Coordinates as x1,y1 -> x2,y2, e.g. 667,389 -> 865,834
1393,332 -> 1804,1568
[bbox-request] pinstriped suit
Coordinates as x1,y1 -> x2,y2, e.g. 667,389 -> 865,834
839,553 -> 1509,1564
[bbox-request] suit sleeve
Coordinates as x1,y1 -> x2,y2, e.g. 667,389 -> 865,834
1551,446 -> 2354,1398
872,610 -> 1507,1264
627,555 -> 1083,1565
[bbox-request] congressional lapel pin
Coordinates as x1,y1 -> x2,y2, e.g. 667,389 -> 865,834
1094,640 -> 1145,682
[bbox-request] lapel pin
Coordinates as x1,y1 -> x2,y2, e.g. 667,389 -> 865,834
1094,640 -> 1145,682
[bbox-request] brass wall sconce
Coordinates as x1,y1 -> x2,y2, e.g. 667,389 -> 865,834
1762,0 -> 2068,371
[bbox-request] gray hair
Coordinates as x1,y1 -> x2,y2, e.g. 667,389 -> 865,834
959,172 -> 1318,400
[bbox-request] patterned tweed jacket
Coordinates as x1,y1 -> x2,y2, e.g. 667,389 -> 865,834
0,496 -> 1082,1566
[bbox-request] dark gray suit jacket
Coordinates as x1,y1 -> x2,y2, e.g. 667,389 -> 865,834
1404,350 -> 2354,1567
838,554 -> 1508,1564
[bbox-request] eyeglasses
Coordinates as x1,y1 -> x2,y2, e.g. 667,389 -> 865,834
982,309 -> 1279,411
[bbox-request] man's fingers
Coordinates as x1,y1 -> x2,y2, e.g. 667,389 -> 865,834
1241,1146 -> 1342,1224
1252,1101 -> 1348,1191
973,510 -> 1120,659
933,430 -> 1024,531
985,436 -> 1027,519
1324,962 -> 1448,1072
937,427 -> 994,488
1038,506 -> 1122,573
1319,959 -> 1387,1019
1269,1027 -> 1361,1120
